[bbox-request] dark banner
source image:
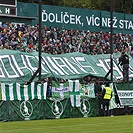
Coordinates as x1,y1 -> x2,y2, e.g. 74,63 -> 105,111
0,98 -> 98,121
0,100 -> 46,121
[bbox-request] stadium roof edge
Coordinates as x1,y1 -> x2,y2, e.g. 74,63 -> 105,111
0,15 -> 36,20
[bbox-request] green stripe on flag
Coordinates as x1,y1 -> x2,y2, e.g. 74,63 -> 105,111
28,83 -> 32,100
109,83 -> 117,110
0,81 -> 2,100
73,81 -> 76,107
20,83 -> 24,100
13,83 -> 17,100
41,83 -> 44,99
6,84 -> 10,101
34,82 -> 38,99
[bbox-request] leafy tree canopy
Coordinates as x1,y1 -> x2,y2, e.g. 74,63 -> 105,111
18,0 -> 133,14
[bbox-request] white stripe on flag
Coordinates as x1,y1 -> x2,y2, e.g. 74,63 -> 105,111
68,80 -> 73,92
59,83 -> 64,99
76,95 -> 80,107
37,84 -> 41,99
24,85 -> 28,101
43,82 -> 47,100
70,95 -> 74,107
16,83 -> 21,100
9,83 -> 14,100
31,82 -> 35,100
1,83 -> 6,101
74,80 -> 79,92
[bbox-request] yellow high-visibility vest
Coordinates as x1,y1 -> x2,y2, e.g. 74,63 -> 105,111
103,87 -> 112,100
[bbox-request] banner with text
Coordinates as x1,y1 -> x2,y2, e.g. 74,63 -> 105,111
0,50 -> 133,82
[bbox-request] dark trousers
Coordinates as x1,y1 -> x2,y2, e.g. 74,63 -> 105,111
103,99 -> 110,116
98,97 -> 103,116
47,88 -> 52,97
123,64 -> 129,82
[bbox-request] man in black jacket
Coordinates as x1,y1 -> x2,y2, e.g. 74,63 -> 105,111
119,51 -> 129,83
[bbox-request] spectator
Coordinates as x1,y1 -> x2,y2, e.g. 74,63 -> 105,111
0,22 -> 132,56
45,78 -> 52,97
118,51 -> 129,83
94,79 -> 103,116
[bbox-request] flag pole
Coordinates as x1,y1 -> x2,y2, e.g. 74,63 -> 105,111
26,0 -> 42,84
110,0 -> 113,82
38,0 -> 42,81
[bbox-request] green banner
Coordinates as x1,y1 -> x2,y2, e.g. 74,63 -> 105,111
0,98 -> 98,121
45,98 -> 71,119
17,2 -> 133,34
0,100 -> 45,121
0,50 -> 133,82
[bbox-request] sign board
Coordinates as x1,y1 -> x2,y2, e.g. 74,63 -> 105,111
0,0 -> 17,16
0,0 -> 16,6
115,83 -> 133,106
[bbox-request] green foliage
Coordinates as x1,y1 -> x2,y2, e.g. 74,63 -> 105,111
47,0 -> 132,14
114,0 -> 133,13
17,0 -> 133,14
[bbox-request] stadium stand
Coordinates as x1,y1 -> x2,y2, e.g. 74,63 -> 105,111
0,22 -> 133,56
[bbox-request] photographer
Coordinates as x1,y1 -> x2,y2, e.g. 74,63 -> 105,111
119,51 -> 129,83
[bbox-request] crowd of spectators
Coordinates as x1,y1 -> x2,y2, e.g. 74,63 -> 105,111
0,22 -> 133,56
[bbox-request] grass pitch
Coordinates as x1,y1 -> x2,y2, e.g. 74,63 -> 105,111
0,115 -> 133,133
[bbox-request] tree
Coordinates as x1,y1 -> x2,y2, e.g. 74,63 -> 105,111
17,0 -> 133,14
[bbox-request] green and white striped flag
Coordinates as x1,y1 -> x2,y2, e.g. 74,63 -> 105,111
69,80 -> 80,107
52,81 -> 69,99
109,83 -> 117,110
1,82 -> 47,101
0,81 -> 2,100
